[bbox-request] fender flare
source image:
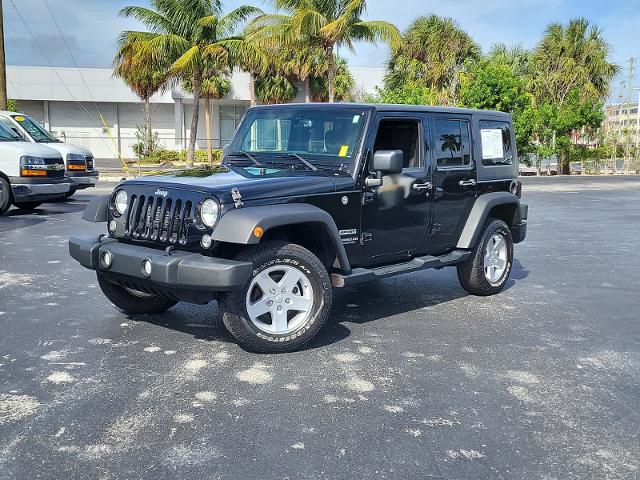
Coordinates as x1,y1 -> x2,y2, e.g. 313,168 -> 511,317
82,195 -> 110,222
211,203 -> 351,274
456,192 -> 522,249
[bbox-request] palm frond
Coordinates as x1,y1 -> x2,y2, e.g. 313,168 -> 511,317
119,6 -> 172,33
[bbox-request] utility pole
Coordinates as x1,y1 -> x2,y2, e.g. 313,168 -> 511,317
0,0 -> 6,110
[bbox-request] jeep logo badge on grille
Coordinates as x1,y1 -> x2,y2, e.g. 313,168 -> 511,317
155,189 -> 168,197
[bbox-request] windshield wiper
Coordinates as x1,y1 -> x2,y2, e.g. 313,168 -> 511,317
275,153 -> 318,172
226,150 -> 265,168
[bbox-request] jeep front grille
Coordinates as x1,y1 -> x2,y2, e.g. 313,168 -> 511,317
124,195 -> 193,245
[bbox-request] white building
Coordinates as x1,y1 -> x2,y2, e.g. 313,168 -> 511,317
7,65 -> 385,161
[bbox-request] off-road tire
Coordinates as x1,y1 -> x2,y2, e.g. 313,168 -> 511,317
219,241 -> 333,353
457,218 -> 513,296
14,201 -> 43,211
0,177 -> 11,215
97,272 -> 177,314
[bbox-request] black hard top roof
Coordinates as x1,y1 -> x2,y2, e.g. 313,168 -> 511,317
249,102 -> 512,119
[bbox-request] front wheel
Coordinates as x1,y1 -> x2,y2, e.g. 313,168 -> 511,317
0,177 -> 11,215
97,273 -> 177,314
457,219 -> 514,296
14,201 -> 43,211
219,241 -> 333,353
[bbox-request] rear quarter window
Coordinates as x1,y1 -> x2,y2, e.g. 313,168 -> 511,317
479,120 -> 513,166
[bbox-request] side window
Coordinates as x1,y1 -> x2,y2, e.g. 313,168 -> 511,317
479,120 -> 513,166
373,119 -> 422,169
433,119 -> 471,168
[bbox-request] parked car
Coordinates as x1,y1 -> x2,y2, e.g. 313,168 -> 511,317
70,104 -> 528,353
0,111 -> 98,198
0,121 -> 69,215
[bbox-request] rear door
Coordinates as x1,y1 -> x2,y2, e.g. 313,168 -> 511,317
429,114 -> 477,251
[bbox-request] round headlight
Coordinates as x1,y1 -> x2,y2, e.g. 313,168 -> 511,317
114,190 -> 128,216
199,199 -> 219,228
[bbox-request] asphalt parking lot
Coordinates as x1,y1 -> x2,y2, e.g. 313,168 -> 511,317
1,176 -> 639,479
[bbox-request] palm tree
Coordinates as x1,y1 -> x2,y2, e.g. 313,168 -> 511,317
310,57 -> 354,102
254,0 -> 400,102
531,18 -> 619,105
255,74 -> 297,104
119,0 -> 261,164
530,18 -> 618,173
488,43 -> 531,77
385,15 -> 480,104
113,39 -> 168,155
281,45 -> 326,102
183,64 -> 232,162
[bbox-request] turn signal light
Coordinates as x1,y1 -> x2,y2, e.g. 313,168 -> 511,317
21,169 -> 47,176
67,164 -> 86,171
253,226 -> 264,238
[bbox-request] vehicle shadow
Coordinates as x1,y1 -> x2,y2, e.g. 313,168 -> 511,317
123,264 -> 529,353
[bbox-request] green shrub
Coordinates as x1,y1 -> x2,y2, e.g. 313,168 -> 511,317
139,148 -> 223,164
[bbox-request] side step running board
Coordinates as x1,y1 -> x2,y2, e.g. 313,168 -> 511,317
332,250 -> 471,288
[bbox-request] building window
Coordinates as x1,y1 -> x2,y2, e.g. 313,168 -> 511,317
220,105 -> 246,146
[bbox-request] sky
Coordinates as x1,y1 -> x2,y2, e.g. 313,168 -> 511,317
3,0 -> 638,101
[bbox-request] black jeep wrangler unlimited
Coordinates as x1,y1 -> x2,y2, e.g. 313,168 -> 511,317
69,104 -> 527,353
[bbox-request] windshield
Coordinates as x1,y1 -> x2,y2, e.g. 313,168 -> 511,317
11,115 -> 57,142
226,107 -> 369,175
0,120 -> 22,141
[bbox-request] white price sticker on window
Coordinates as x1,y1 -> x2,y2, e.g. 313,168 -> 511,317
481,129 -> 504,159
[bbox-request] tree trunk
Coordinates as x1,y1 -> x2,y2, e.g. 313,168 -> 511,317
187,71 -> 202,167
304,77 -> 311,103
249,72 -> 257,107
326,45 -> 335,103
144,99 -> 152,155
204,95 -> 212,164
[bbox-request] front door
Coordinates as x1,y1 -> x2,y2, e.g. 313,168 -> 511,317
429,114 -> 477,251
361,113 -> 432,261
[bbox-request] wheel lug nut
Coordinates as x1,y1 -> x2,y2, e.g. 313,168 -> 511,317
281,288 -> 287,293
267,300 -> 274,306
285,298 -> 291,304
270,288 -> 276,294
277,305 -> 283,311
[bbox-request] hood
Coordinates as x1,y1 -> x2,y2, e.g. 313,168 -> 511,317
42,142 -> 93,160
0,141 -> 63,159
123,166 -> 339,204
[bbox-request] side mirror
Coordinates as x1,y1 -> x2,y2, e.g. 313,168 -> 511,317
365,150 -> 403,187
372,150 -> 403,174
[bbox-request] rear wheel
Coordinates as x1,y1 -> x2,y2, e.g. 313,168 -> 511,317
0,178 -> 11,215
14,201 -> 43,211
219,241 -> 332,353
97,273 -> 177,314
457,219 -> 513,296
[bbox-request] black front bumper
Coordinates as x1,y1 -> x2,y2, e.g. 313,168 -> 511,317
69,235 -> 252,303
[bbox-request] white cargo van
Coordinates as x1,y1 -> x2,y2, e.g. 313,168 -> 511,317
0,121 -> 70,215
0,111 -> 98,198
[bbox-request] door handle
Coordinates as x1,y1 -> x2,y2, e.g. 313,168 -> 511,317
412,182 -> 433,190
458,179 -> 477,187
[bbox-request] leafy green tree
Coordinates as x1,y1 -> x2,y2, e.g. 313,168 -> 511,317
459,59 -> 532,150
367,84 -> 439,106
487,43 -> 530,77
119,0 -> 261,164
385,15 -> 480,104
254,0 -> 400,102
